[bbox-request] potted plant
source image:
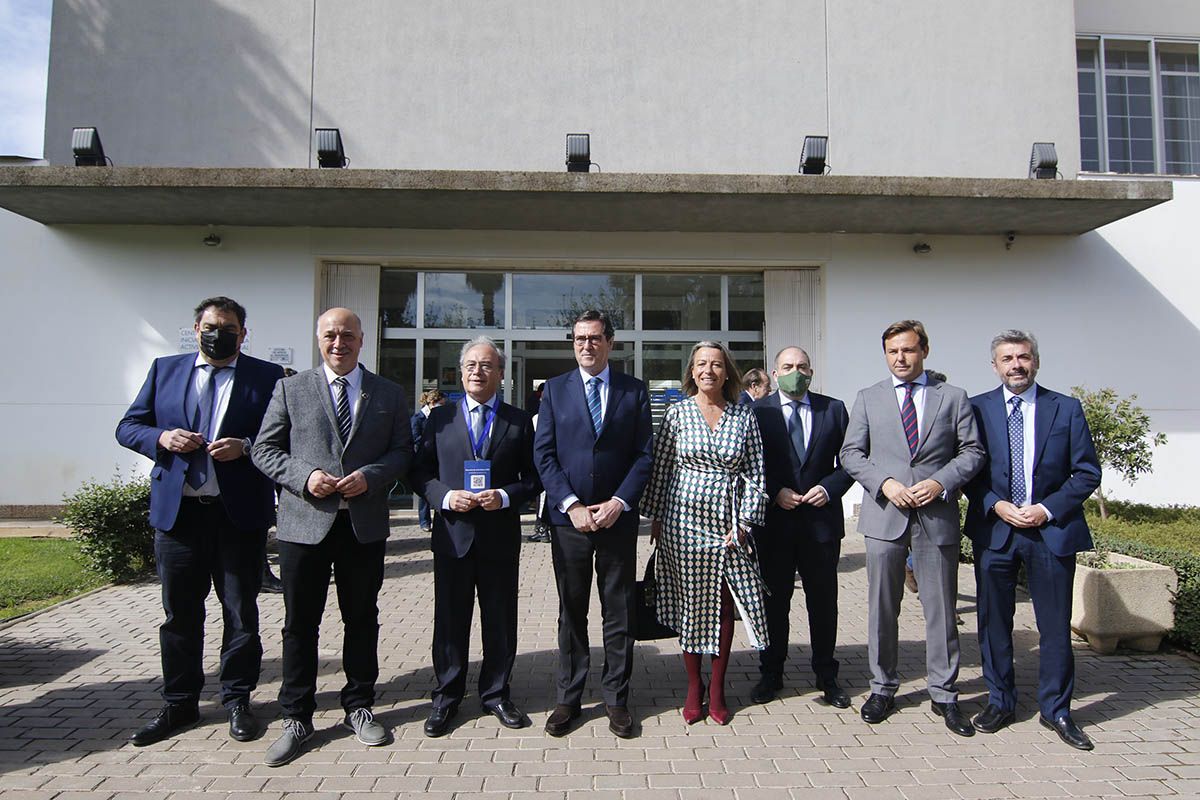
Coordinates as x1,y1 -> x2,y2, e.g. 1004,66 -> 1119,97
1071,547 -> 1178,654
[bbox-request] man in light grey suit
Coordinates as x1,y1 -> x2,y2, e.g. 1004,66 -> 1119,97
840,320 -> 985,737
252,308 -> 412,766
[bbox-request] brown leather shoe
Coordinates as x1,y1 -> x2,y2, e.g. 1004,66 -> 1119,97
544,704 -> 580,737
606,704 -> 634,738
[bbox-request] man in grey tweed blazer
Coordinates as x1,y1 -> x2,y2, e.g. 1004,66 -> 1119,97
840,320 -> 984,737
252,307 -> 412,766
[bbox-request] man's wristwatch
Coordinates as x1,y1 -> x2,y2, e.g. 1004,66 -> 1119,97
241,437 -> 253,455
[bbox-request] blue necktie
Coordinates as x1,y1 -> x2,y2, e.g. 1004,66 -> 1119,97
788,400 -> 807,461
900,382 -> 919,456
587,377 -> 603,435
1009,396 -> 1026,505
184,365 -> 221,490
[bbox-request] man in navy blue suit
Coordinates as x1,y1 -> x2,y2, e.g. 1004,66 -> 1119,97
750,346 -> 854,709
534,310 -> 653,739
414,337 -> 539,737
116,296 -> 284,746
965,330 -> 1101,750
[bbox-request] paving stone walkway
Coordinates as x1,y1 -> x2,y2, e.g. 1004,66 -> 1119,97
1,519 -> 1198,800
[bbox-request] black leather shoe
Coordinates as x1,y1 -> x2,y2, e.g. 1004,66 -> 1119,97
261,567 -> 284,594
423,705 -> 457,738
228,701 -> 261,742
1040,714 -> 1094,751
972,704 -> 1015,734
131,704 -> 200,746
821,681 -> 852,709
931,701 -> 975,737
750,676 -> 782,704
483,699 -> 529,729
605,704 -> 634,739
860,693 -> 895,724
544,704 -> 580,737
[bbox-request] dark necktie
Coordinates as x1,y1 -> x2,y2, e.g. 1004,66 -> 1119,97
587,377 -> 603,435
1009,396 -> 1026,505
185,365 -> 222,490
471,403 -> 491,455
333,376 -> 353,443
788,400 -> 807,461
900,382 -> 919,456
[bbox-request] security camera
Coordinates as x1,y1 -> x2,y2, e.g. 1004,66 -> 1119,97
1004,231 -> 1016,250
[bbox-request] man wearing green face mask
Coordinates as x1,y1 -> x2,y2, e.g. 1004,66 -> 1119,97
749,347 -> 854,708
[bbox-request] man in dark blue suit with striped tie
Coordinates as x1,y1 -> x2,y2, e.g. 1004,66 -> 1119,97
965,330 -> 1101,750
117,296 -> 284,746
533,310 -> 653,739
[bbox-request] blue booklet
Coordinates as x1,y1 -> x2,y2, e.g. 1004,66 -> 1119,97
464,459 -> 492,491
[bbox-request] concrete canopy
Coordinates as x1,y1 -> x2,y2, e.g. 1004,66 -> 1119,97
0,166 -> 1172,234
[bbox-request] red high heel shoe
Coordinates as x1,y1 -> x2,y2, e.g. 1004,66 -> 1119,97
708,702 -> 732,726
682,683 -> 707,725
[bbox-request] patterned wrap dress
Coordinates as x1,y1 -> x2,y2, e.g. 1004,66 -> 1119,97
642,397 -> 770,654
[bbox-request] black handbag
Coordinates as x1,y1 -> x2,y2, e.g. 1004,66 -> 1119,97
633,550 -> 678,641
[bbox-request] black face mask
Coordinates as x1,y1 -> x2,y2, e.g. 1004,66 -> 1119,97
199,329 -> 239,360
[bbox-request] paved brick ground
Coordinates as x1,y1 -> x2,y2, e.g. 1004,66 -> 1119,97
1,518 -> 1198,800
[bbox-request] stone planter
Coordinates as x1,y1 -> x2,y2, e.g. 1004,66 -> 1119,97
1071,553 -> 1178,654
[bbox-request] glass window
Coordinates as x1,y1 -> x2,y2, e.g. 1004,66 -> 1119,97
728,274 -> 765,332
1077,43 -> 1101,172
378,338 -> 417,399
423,339 -> 469,401
510,273 -> 634,329
1104,41 -> 1156,174
1160,44 -> 1200,175
643,274 -> 720,330
424,272 -> 506,328
379,270 -> 418,328
642,342 -> 693,431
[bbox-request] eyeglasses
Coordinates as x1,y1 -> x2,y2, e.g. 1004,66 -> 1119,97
462,362 -> 497,374
572,335 -> 606,346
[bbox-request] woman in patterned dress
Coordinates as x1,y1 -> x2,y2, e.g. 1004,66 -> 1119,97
642,341 -> 768,725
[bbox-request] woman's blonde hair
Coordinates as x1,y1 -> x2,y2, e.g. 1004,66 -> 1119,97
682,340 -> 742,404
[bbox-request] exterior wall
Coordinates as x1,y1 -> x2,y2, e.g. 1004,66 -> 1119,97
45,0 -> 1077,178
1075,0 -> 1200,37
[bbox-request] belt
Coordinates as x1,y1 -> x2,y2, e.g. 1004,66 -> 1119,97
182,495 -> 221,505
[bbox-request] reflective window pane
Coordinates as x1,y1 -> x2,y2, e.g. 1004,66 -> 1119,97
510,273 -> 634,329
728,274 -> 765,331
380,270 -> 417,328
643,274 -> 720,331
424,272 -> 505,328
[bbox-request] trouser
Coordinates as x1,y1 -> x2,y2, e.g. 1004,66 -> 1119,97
154,497 -> 264,708
549,520 -> 638,708
277,513 -> 385,722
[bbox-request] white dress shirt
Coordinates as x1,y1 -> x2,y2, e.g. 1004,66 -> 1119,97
182,355 -> 237,497
443,393 -> 510,509
1001,383 -> 1053,520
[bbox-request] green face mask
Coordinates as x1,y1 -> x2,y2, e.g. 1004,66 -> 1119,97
777,370 -> 811,397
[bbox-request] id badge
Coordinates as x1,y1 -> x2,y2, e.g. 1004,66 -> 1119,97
464,460 -> 492,491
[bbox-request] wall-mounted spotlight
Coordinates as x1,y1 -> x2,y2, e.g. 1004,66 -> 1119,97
71,127 -> 108,166
316,128 -> 348,168
566,133 -> 592,172
912,242 -> 932,255
202,227 -> 222,247
799,135 -> 828,175
1029,142 -> 1058,179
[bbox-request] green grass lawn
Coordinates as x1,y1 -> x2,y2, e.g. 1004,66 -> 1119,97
0,538 -> 108,621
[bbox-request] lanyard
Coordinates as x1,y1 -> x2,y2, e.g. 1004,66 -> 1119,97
461,398 -> 497,459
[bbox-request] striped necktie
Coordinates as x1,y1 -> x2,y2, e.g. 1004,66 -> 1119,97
900,382 -> 919,456
333,376 -> 353,443
587,376 -> 603,435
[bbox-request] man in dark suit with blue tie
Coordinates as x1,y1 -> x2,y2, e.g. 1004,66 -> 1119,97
414,337 -> 539,737
750,346 -> 854,708
534,309 -> 653,739
116,296 -> 284,746
965,330 -> 1101,750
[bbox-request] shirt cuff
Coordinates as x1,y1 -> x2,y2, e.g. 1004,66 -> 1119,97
1037,503 -> 1054,521
613,495 -> 631,512
558,494 -> 581,514
441,493 -> 453,511
498,489 -> 510,509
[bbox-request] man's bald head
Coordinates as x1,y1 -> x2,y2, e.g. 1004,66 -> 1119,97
317,307 -> 364,376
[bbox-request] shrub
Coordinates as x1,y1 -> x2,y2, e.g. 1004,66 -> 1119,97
58,473 -> 155,582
